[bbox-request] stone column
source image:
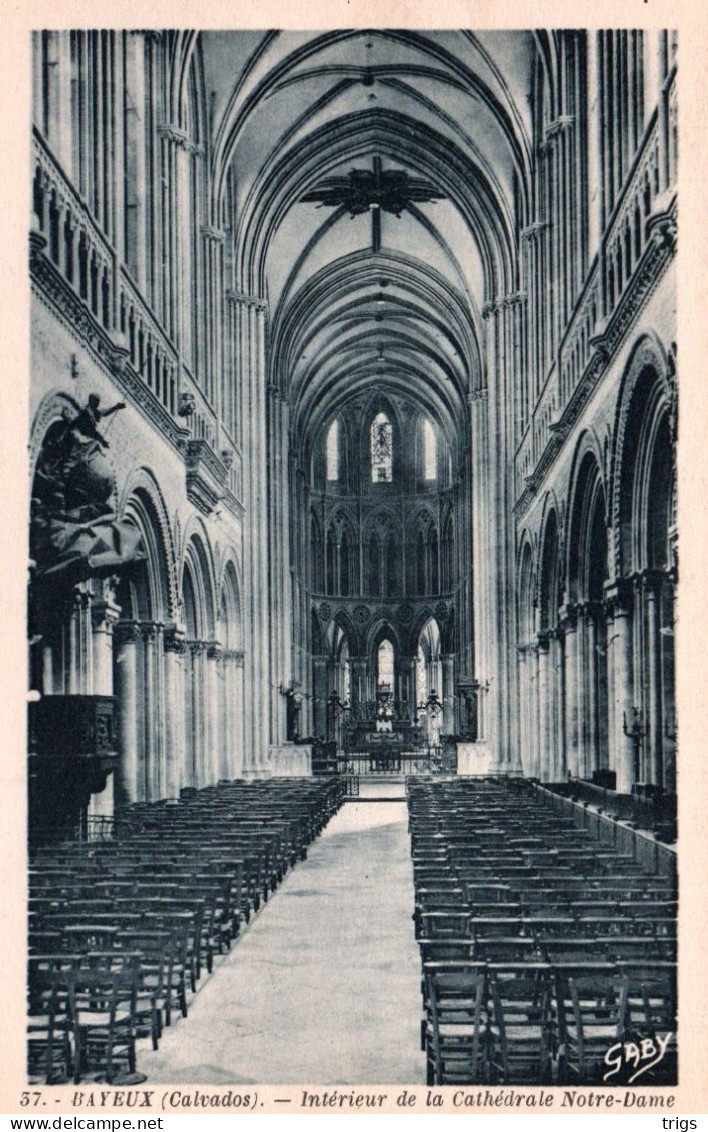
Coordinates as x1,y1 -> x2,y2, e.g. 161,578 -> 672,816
88,584 -> 121,819
399,656 -> 415,722
516,649 -> 530,775
350,658 -> 368,717
113,621 -> 141,806
584,608 -> 598,778
312,656 -> 329,741
528,647 -> 540,777
201,226 -> 225,410
574,605 -> 587,778
123,33 -> 148,287
549,628 -> 565,781
468,386 -> 492,742
187,641 -> 206,788
230,294 -> 270,773
90,583 -> 121,695
560,605 -> 580,777
163,626 -> 187,799
536,633 -> 551,782
140,624 -> 159,800
644,573 -> 663,786
232,651 -> 245,778
207,642 -> 222,785
606,582 -> 635,793
442,654 -> 455,734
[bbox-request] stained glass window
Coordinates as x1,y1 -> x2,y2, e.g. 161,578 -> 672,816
423,418 -> 436,480
326,419 -> 339,481
371,412 -> 393,482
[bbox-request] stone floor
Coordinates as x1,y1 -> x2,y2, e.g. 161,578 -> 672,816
139,799 -> 424,1084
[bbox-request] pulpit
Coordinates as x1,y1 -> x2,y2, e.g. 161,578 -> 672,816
28,695 -> 118,843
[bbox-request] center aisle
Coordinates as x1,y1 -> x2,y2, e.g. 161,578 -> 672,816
139,799 -> 424,1084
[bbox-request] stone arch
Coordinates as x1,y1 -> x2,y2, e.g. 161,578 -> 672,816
565,438 -> 608,606
537,501 -> 563,630
218,556 -> 243,650
610,333 -> 674,578
29,389 -> 80,481
118,468 -> 178,621
517,535 -> 536,645
181,527 -> 218,639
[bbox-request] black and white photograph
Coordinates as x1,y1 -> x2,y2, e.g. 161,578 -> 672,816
7,12 -> 703,1115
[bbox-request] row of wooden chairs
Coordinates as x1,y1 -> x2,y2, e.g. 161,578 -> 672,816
407,777 -> 677,1085
29,776 -> 345,1082
424,960 -> 676,1086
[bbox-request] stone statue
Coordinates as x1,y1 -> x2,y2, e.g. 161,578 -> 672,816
31,394 -> 143,584
69,394 -> 126,451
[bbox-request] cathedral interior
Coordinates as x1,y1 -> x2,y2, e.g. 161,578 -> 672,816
28,29 -> 678,1089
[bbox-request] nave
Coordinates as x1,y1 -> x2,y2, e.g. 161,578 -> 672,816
29,775 -> 676,1088
139,797 -> 422,1085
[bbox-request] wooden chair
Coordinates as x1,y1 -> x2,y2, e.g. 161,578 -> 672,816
69,967 -> 140,1084
555,964 -> 628,1084
424,966 -> 488,1085
617,960 -> 677,1083
27,965 -> 72,1084
487,964 -> 554,1083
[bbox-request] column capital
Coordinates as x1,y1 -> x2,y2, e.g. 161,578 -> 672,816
223,649 -> 245,666
467,386 -> 488,405
114,620 -> 142,646
545,115 -> 575,142
225,289 -> 268,313
500,291 -> 527,308
603,579 -> 634,617
201,225 -> 226,244
482,300 -> 501,320
558,603 -> 578,633
521,221 -> 548,242
163,626 -> 188,655
536,630 -> 551,651
638,568 -> 670,593
207,641 -> 223,661
141,621 -> 162,644
577,600 -> 603,622
158,124 -> 204,157
91,599 -> 122,632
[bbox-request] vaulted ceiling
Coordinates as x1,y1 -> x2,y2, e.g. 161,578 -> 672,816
199,30 -> 537,456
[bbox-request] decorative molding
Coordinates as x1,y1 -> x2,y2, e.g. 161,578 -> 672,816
352,604 -> 371,625
114,620 -> 142,646
90,599 -> 121,633
30,242 -> 185,455
545,115 -> 575,142
513,203 -> 676,521
184,439 -> 227,517
468,387 -> 488,405
397,602 -> 413,624
178,392 -> 196,417
225,289 -> 268,313
158,124 -> 202,156
201,225 -> 226,244
521,221 -> 548,242
163,627 -> 187,655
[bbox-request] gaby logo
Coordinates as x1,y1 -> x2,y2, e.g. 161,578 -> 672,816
603,1034 -> 674,1084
